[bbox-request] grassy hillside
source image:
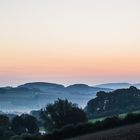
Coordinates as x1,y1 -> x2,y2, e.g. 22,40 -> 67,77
68,122 -> 140,140
89,110 -> 140,123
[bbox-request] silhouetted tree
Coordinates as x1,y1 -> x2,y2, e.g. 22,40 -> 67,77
11,116 -> 26,135
21,114 -> 39,134
40,99 -> 87,131
0,115 -> 10,130
124,113 -> 140,125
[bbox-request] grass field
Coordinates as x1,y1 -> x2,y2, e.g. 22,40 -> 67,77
68,122 -> 140,140
89,110 -> 140,123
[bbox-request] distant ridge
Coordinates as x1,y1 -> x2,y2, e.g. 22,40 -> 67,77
18,82 -> 65,91
0,82 -> 112,112
1,81 -> 140,112
19,82 -> 112,92
95,83 -> 140,90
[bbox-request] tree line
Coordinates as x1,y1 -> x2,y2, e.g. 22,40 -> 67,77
0,99 -> 87,140
0,114 -> 39,140
25,113 -> 140,140
1,98 -> 140,140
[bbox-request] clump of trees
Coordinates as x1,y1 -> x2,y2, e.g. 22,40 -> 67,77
11,115 -> 39,135
0,99 -> 88,140
0,114 -> 39,140
40,99 -> 88,131
86,86 -> 140,118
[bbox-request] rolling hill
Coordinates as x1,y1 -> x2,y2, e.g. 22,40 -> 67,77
86,86 -> 140,118
68,122 -> 140,140
95,83 -> 140,90
0,82 -> 112,113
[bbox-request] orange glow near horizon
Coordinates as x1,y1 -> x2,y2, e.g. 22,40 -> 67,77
0,42 -> 140,76
0,0 -> 140,86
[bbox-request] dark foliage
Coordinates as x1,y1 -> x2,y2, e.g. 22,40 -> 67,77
26,113 -> 140,140
86,86 -> 140,118
40,99 -> 88,131
123,113 -> 140,125
1,111 -> 140,140
11,116 -> 26,135
11,114 -> 39,135
21,114 -> 39,134
0,115 -> 10,130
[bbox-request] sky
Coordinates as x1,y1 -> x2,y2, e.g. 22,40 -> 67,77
0,0 -> 140,86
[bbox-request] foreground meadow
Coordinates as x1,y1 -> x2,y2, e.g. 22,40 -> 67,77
68,122 -> 140,140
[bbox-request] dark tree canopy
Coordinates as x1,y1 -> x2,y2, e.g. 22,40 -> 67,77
11,114 -> 39,135
11,116 -> 26,135
21,114 -> 39,134
0,115 -> 10,130
86,86 -> 140,118
40,99 -> 87,131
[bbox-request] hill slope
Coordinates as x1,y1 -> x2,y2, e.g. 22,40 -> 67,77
0,82 -> 112,112
95,83 -> 140,90
86,86 -> 140,117
68,122 -> 140,140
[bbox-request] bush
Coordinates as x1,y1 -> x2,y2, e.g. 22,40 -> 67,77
101,116 -> 122,129
124,113 -> 140,124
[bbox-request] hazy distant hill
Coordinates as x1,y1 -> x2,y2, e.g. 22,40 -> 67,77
19,82 -> 111,94
0,86 -> 41,112
2,82 -> 140,114
66,84 -> 111,94
95,83 -> 140,90
19,82 -> 65,92
133,84 -> 140,89
86,86 -> 140,118
0,82 -> 112,113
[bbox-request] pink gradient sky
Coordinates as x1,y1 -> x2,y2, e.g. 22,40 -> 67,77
0,0 -> 140,86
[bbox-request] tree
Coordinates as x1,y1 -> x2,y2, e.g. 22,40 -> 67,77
11,116 -> 26,135
0,115 -> 10,130
21,114 -> 39,134
40,99 -> 87,131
